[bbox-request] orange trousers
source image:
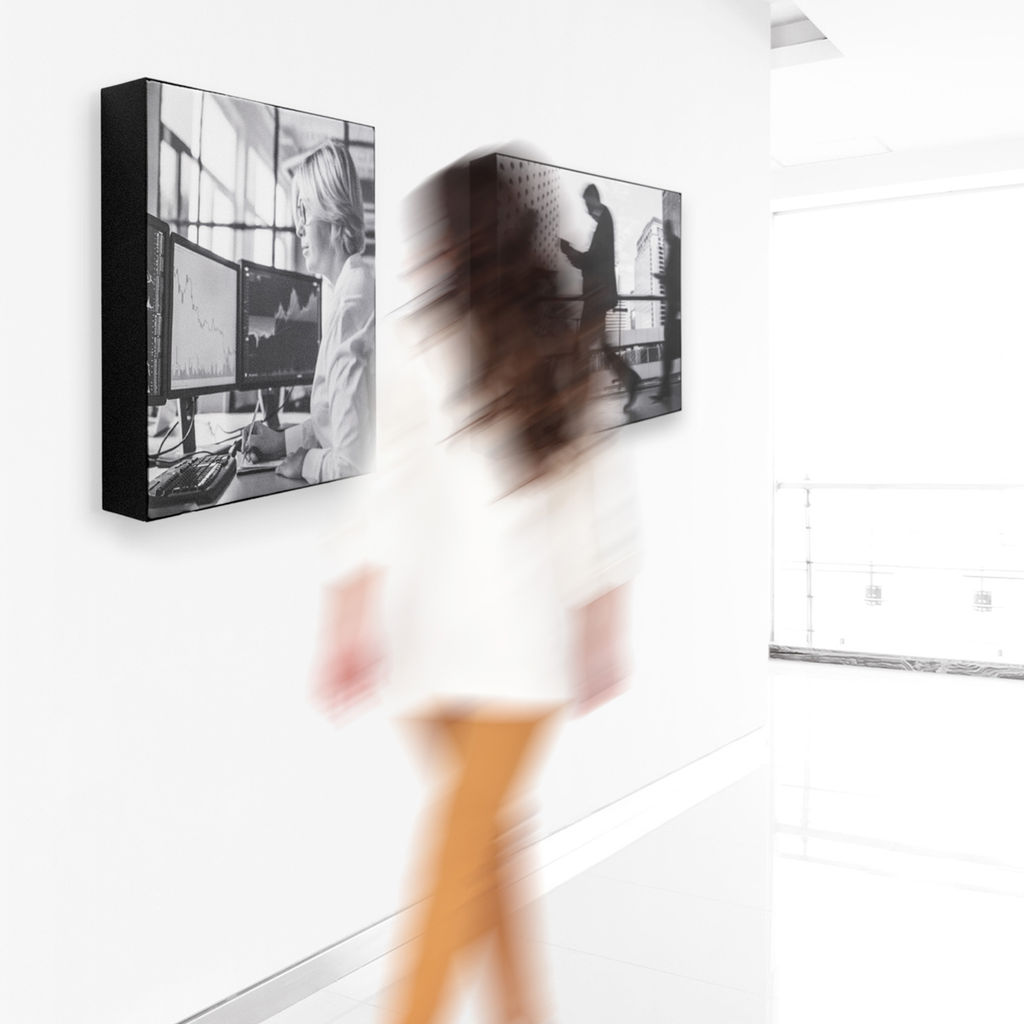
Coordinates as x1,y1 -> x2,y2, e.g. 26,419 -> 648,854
391,710 -> 557,1024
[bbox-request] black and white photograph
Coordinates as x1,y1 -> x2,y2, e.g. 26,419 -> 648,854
480,153 -> 682,431
104,78 -> 375,520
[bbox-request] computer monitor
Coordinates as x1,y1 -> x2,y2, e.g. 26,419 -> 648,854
237,261 -> 322,390
164,234 -> 240,397
146,214 -> 170,404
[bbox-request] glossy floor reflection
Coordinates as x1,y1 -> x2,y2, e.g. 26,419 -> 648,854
264,660 -> 1024,1024
771,659 -> 1024,1024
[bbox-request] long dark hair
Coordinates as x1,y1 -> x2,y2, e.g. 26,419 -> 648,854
407,156 -> 595,485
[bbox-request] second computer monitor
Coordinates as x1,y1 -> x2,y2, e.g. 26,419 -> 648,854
165,234 -> 240,397
238,261 -> 322,390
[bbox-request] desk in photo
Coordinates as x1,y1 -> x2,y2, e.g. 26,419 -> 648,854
146,412 -> 310,519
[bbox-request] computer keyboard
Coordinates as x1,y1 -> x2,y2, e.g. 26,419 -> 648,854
149,451 -> 236,507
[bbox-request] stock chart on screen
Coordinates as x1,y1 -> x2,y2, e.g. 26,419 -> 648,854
167,239 -> 238,394
239,262 -> 322,389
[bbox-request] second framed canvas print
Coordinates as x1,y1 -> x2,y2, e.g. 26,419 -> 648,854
471,153 -> 681,432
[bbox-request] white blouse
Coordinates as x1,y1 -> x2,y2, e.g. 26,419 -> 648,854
324,305 -> 639,716
285,254 -> 375,483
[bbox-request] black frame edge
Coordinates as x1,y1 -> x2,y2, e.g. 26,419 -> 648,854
468,152 -> 499,322
101,79 -> 150,521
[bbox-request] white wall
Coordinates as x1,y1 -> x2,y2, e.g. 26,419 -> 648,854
0,2 -> 770,1022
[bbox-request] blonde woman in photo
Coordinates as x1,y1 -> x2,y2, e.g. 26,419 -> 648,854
245,141 -> 375,482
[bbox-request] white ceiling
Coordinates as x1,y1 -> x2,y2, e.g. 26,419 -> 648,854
770,0 -> 1024,165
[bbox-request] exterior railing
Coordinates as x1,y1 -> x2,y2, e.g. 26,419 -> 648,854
772,481 -> 1024,665
540,293 -> 671,382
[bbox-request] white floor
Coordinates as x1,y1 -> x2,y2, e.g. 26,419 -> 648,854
771,659 -> 1024,1024
262,660 -> 1024,1024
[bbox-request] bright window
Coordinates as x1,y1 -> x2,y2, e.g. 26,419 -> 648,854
772,186 -> 1024,663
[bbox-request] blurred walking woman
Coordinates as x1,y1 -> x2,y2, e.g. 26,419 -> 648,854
246,141 -> 375,482
316,154 -> 636,1024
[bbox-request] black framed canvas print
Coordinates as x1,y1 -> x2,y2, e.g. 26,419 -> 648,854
101,78 -> 375,521
470,153 -> 681,433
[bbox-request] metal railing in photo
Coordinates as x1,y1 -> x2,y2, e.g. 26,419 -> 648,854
537,293 -> 674,387
771,481 -> 1024,675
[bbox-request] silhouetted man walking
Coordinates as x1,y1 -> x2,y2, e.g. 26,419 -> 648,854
560,185 -> 641,412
